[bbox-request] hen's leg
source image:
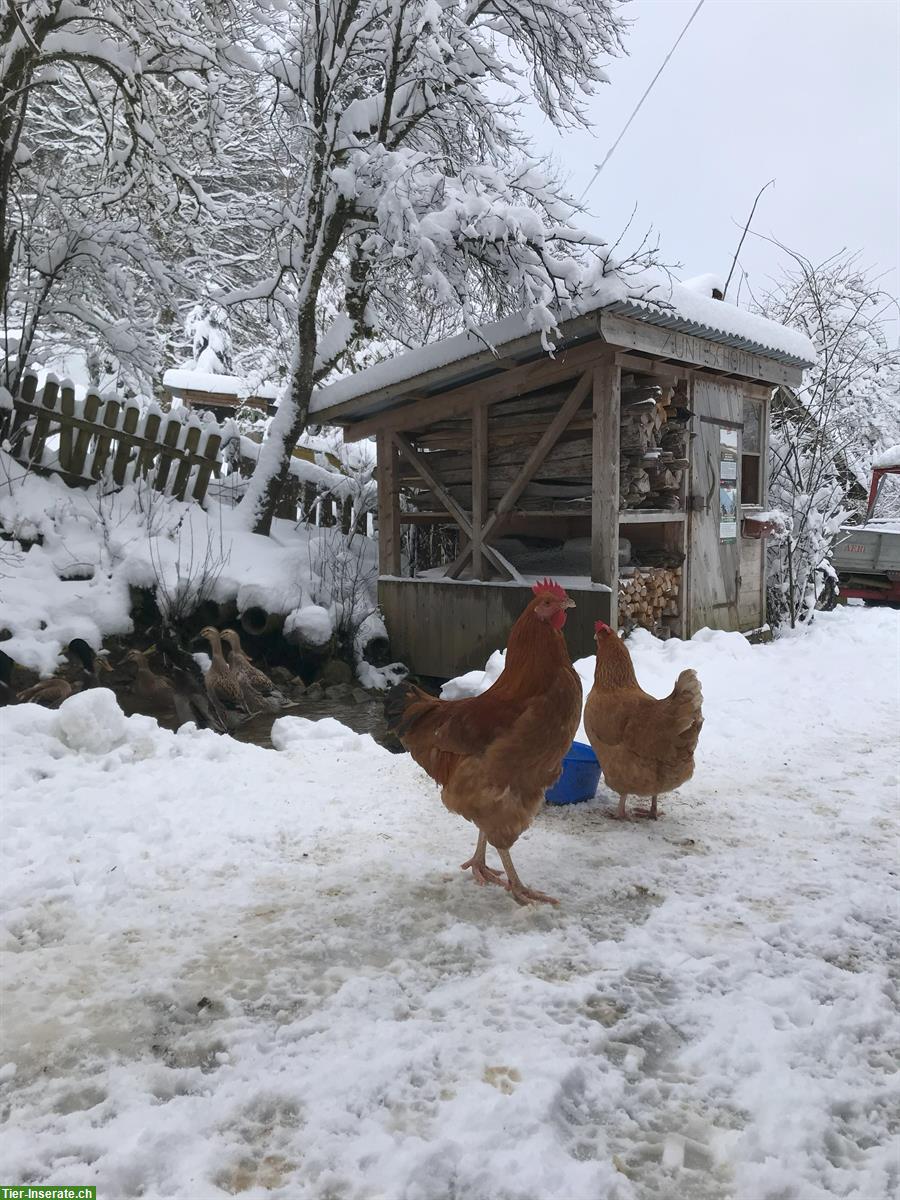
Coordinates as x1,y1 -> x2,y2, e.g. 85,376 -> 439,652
607,794 -> 629,820
497,848 -> 558,906
461,831 -> 507,887
634,795 -> 659,820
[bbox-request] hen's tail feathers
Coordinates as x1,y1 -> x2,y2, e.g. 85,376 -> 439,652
384,680 -> 438,739
671,668 -> 704,749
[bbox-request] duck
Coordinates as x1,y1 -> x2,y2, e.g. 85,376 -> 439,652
220,629 -> 278,696
122,648 -> 227,732
17,676 -> 75,707
199,626 -> 263,715
16,640 -> 112,707
67,638 -> 113,686
122,649 -> 178,717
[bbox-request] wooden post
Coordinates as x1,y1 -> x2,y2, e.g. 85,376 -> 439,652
112,404 -> 141,485
377,432 -> 401,576
153,416 -> 183,492
592,363 -> 620,623
192,429 -> 223,504
172,424 -> 202,500
27,378 -> 59,466
90,397 -> 121,480
71,392 -> 101,478
9,373 -> 38,456
471,404 -> 488,580
58,384 -> 76,473
136,410 -> 162,480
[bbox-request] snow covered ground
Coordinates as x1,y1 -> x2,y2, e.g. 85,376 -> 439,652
0,450 -> 380,680
1,607 -> 897,1200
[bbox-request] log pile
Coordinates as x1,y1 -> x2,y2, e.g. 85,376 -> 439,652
619,379 -> 690,511
618,565 -> 682,632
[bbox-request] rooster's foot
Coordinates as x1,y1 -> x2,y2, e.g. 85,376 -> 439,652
506,882 -> 559,907
461,859 -> 507,888
497,848 -> 559,906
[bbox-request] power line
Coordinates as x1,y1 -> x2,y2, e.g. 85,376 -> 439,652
579,0 -> 706,203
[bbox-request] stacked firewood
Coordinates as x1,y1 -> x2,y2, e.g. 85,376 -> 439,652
619,380 -> 690,510
618,565 -> 682,631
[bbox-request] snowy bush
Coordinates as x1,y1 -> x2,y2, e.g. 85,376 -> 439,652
757,249 -> 900,628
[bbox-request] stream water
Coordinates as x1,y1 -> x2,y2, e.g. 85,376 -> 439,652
230,693 -> 401,751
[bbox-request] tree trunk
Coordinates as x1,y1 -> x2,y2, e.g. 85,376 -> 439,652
237,310 -> 317,535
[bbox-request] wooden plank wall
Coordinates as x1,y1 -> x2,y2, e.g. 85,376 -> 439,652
379,578 -> 612,678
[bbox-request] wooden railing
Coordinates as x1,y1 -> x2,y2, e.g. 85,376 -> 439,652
0,374 -> 224,504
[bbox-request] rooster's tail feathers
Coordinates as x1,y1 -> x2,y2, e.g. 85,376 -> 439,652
384,680 -> 437,738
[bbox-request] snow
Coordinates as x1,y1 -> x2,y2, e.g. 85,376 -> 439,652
678,272 -> 725,297
284,604 -> 333,646
1,606 -> 896,1199
873,443 -> 900,469
311,274 -> 817,415
0,453 -> 376,674
163,368 -> 280,400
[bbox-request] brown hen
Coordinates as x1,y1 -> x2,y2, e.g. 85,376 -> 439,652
584,621 -> 703,820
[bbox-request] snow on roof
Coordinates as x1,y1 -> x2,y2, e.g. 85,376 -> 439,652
873,444 -> 900,470
679,272 -> 725,296
311,273 -> 816,416
163,368 -> 280,400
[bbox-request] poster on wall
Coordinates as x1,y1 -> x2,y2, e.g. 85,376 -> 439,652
719,429 -> 739,541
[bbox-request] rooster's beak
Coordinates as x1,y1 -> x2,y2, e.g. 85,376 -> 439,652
564,597 -> 576,609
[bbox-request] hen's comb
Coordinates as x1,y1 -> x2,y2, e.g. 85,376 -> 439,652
594,620 -> 611,633
532,578 -> 568,601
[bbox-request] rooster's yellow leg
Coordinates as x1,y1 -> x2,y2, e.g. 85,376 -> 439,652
461,831 -> 507,887
497,848 -> 558,906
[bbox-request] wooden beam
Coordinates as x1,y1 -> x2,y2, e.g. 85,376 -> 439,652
480,370 -> 593,545
343,341 -> 612,443
471,405 -> 488,580
592,365 -> 620,623
313,314 -> 606,426
599,312 -> 804,387
393,434 -> 515,580
376,433 -> 401,576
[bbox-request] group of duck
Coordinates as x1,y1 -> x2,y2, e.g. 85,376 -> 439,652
8,627 -> 288,732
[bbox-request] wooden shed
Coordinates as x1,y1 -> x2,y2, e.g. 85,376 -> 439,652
312,285 -> 815,677
162,368 -> 278,417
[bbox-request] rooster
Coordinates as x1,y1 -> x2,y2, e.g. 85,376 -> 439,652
385,580 -> 582,906
584,621 -> 703,820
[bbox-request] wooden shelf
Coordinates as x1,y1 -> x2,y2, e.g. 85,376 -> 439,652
619,510 -> 686,525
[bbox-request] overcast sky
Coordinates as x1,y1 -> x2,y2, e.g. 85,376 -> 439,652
523,0 -> 899,327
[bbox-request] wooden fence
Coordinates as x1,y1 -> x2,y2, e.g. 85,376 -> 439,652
0,374 -> 373,534
1,374 -> 224,504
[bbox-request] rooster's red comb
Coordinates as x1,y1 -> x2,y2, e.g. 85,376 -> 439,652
594,620 -> 612,633
532,578 -> 568,601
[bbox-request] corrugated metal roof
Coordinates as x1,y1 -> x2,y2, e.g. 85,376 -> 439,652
602,300 -> 814,367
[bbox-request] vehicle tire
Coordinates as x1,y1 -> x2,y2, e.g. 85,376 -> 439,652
817,575 -> 839,612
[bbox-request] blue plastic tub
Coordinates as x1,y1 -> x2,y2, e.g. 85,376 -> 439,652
545,741 -> 601,805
